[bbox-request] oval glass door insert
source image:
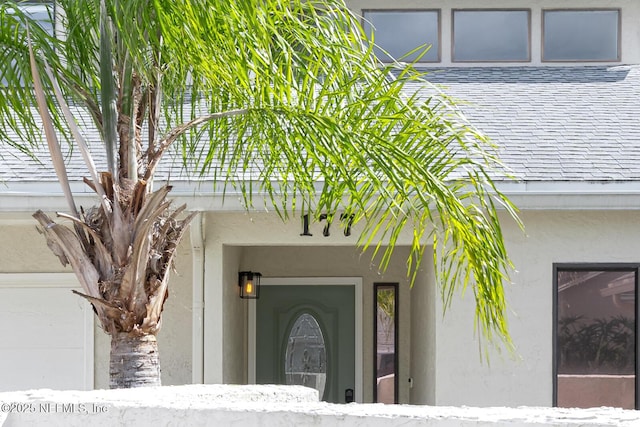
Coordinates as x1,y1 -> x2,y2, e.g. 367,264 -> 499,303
284,312 -> 327,398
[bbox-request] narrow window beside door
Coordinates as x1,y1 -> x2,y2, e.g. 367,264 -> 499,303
374,283 -> 398,403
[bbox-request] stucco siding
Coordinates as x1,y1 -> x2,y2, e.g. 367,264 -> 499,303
0,221 -> 68,272
432,210 -> 640,406
410,261 -> 437,405
223,245 -> 244,384
6,206 -> 640,407
0,217 -> 193,389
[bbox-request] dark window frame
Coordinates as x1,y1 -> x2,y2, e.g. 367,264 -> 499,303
373,282 -> 399,404
451,8 -> 532,63
361,9 -> 441,63
553,263 -> 640,409
542,8 -> 621,63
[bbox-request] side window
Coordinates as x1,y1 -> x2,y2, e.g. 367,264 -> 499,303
374,283 -> 398,404
543,9 -> 620,62
362,10 -> 440,63
452,9 -> 530,62
555,266 -> 637,409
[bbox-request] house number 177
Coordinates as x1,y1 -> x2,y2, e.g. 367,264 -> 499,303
300,213 -> 355,237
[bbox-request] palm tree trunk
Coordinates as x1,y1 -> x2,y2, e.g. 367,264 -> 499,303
109,332 -> 161,388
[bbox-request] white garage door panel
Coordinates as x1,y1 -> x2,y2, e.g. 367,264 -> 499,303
0,349 -> 86,391
0,288 -> 85,347
0,274 -> 93,391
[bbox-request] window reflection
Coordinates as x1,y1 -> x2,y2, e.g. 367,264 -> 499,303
556,269 -> 636,409
18,2 -> 55,36
284,313 -> 327,399
363,11 -> 439,63
374,284 -> 397,403
543,10 -> 619,61
453,10 -> 530,62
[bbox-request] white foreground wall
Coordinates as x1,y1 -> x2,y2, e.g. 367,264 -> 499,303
0,385 -> 638,427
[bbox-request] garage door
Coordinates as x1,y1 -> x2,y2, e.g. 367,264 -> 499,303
0,274 -> 94,391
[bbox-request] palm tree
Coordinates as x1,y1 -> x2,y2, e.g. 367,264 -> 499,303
0,0 -> 520,388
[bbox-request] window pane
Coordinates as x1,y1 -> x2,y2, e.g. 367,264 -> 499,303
19,2 -> 54,36
374,284 -> 397,404
453,10 -> 529,62
2,2 -> 54,87
363,11 -> 439,62
284,313 -> 327,399
543,10 -> 619,61
556,269 -> 636,409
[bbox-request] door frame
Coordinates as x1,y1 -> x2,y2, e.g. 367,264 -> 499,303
248,276 -> 363,402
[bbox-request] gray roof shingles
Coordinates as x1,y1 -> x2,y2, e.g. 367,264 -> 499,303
415,65 -> 640,182
2,66 -> 640,184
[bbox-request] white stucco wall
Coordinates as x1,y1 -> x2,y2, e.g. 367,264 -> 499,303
346,0 -> 640,66
431,210 -> 640,407
410,260 -> 437,405
5,206 -> 640,408
2,385 -> 639,427
222,245 -> 245,383
197,207 -> 640,408
0,215 -> 194,390
0,220 -> 69,273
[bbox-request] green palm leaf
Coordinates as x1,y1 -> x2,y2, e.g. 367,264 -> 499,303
1,0 -> 521,357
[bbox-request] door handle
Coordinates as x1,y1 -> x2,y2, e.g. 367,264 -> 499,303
345,388 -> 354,403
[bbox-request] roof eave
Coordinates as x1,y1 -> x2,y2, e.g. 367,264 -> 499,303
2,180 -> 640,213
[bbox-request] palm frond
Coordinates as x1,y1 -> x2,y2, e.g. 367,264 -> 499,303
99,0 -> 119,180
1,0 -> 522,349
28,30 -> 79,219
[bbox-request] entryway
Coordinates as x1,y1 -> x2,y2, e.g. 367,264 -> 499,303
249,277 -> 362,403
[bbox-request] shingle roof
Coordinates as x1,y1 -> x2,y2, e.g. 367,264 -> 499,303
415,66 -> 640,181
2,66 -> 640,185
0,112 -> 200,184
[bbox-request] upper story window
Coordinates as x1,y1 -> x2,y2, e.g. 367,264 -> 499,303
16,1 -> 55,36
543,9 -> 620,62
362,10 -> 440,63
452,9 -> 530,62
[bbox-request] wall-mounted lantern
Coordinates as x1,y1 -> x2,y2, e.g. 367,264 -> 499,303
238,271 -> 262,299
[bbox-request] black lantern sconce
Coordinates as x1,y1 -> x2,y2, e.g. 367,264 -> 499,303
238,271 -> 262,299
